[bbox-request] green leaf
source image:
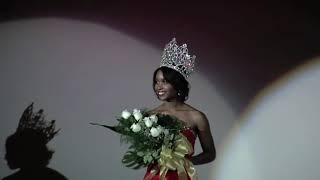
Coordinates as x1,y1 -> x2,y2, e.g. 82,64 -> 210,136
90,123 -> 120,133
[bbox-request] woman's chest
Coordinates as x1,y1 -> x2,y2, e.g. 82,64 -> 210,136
158,110 -> 197,128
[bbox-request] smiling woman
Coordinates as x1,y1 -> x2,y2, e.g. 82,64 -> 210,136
153,67 -> 189,102
0,18 -> 235,180
144,38 -> 216,180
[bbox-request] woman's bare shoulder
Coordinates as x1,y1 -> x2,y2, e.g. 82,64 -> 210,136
183,104 -> 207,123
190,110 -> 206,121
185,107 -> 211,131
184,104 -> 204,116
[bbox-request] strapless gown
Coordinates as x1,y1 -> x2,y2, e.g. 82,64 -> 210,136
143,127 -> 196,180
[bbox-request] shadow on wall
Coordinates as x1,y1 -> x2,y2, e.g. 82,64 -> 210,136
2,103 -> 68,180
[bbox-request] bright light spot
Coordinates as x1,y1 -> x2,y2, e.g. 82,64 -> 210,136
212,57 -> 320,180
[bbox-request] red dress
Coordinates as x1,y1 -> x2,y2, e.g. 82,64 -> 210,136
143,128 -> 197,180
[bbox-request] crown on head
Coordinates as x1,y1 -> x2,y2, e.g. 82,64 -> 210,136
17,103 -> 59,144
160,38 -> 196,79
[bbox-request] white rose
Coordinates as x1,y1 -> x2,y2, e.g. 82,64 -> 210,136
132,109 -> 143,121
130,123 -> 141,133
149,114 -> 158,123
144,117 -> 153,128
121,109 -> 131,119
150,127 -> 160,137
156,125 -> 163,134
163,129 -> 169,136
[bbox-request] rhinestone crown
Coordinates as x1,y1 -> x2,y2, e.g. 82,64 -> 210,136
160,38 -> 196,79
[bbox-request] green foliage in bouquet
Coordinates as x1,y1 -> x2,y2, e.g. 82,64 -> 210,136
91,109 -> 185,169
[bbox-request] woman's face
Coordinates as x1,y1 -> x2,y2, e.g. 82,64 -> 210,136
154,70 -> 177,101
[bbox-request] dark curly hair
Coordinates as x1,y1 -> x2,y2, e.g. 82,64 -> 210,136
153,66 -> 190,102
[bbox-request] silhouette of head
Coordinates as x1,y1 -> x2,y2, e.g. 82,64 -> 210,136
4,103 -> 59,170
5,129 -> 54,169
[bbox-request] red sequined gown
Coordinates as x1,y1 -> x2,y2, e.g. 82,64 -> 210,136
143,127 -> 196,180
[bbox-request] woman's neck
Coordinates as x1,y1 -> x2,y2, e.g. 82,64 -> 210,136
162,101 -> 184,109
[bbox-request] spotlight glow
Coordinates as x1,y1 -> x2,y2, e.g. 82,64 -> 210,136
213,57 -> 320,180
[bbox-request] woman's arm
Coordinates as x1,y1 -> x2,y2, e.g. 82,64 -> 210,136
190,112 -> 216,165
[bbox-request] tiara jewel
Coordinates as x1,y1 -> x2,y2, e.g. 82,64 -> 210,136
17,103 -> 59,143
160,38 -> 196,79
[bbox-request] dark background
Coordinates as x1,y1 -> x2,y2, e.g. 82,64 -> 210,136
1,0 -> 319,113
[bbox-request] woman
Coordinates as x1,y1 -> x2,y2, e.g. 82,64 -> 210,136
144,38 -> 216,180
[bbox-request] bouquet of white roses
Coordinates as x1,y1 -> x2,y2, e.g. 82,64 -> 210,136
91,108 -> 184,169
